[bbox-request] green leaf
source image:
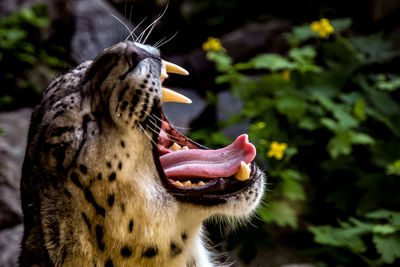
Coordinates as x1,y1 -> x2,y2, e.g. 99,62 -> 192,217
333,108 -> 359,129
279,169 -> 303,181
298,117 -> 319,130
387,160 -> 400,176
275,94 -> 307,120
206,51 -> 232,72
320,118 -> 340,132
375,77 -> 400,91
258,201 -> 298,228
285,23 -> 317,46
349,33 -> 400,65
281,179 -> 306,201
249,54 -> 294,71
330,18 -> 352,33
365,210 -> 400,226
349,132 -> 375,145
353,99 -> 366,121
372,224 -> 397,235
368,89 -> 400,116
373,235 -> 400,264
327,131 -> 352,158
309,224 -> 368,253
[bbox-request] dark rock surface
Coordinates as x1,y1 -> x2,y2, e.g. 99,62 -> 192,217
0,109 -> 32,267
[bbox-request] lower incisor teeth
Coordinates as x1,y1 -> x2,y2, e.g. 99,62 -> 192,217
173,181 -> 183,187
234,161 -> 251,181
183,181 -> 192,187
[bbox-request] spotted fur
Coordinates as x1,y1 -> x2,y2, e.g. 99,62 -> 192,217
19,41 -> 264,267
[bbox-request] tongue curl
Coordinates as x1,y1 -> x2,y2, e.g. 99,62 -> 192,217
160,134 -> 256,179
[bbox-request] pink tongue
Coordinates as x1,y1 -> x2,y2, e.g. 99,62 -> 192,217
160,134 -> 256,178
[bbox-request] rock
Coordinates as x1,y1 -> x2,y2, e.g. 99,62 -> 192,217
0,224 -> 23,267
70,0 -> 136,63
0,109 -> 32,230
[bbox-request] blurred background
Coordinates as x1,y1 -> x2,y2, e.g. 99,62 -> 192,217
1,0 -> 400,266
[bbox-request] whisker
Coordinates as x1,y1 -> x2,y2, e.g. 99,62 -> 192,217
111,14 -> 135,42
137,122 -> 158,147
148,112 -> 191,131
153,37 -> 166,48
155,31 -> 178,48
126,17 -> 147,42
145,118 -> 183,144
137,3 -> 169,44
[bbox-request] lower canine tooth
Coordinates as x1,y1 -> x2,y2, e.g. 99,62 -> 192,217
170,143 -> 182,151
183,181 -> 192,187
173,181 -> 183,187
234,161 -> 251,181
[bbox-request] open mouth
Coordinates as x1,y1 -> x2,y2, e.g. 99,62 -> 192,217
151,60 -> 260,204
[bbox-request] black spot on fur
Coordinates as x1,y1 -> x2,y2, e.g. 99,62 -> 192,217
142,247 -> 158,258
49,126 -> 75,137
121,203 -> 125,212
109,172 -> 116,182
181,232 -> 187,242
64,189 -> 71,198
120,140 -> 125,148
140,84 -> 145,88
128,219 -> 133,233
95,225 -> 105,251
84,188 -> 105,217
98,173 -> 102,180
79,164 -> 87,174
170,242 -> 182,257
118,162 -> 122,170
129,106 -> 134,112
144,79 -> 148,84
106,162 -> 112,168
107,194 -> 115,207
121,246 -> 132,258
70,172 -> 83,189
105,259 -> 114,267
121,101 -> 128,111
53,110 -> 65,119
82,212 -> 91,230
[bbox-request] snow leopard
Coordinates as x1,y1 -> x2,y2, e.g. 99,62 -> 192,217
19,40 -> 265,267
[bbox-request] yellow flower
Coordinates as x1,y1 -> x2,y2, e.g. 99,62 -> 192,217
267,141 -> 288,160
282,69 -> 291,81
311,18 -> 334,38
202,37 -> 223,51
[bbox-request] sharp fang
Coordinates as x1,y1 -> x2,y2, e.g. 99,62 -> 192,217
198,181 -> 206,186
173,181 -> 183,187
170,143 -> 182,151
234,161 -> 251,181
162,87 -> 192,104
183,181 -> 192,187
162,60 -> 189,75
182,146 -> 189,150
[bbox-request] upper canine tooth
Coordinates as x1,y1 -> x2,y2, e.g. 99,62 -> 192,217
234,161 -> 251,181
162,87 -> 192,104
170,143 -> 182,151
162,60 -> 189,75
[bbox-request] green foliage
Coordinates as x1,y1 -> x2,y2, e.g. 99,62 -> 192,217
0,4 -> 69,109
199,17 -> 400,265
